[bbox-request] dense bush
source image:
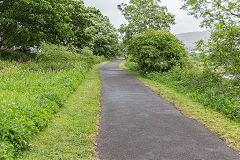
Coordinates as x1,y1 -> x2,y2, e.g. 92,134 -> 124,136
0,50 -> 37,62
125,61 -> 240,121
81,47 -> 93,56
128,29 -> 188,72
0,44 -> 104,159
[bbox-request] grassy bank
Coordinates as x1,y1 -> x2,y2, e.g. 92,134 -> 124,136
16,64 -> 104,160
123,61 -> 240,121
0,44 -> 104,159
121,61 -> 240,153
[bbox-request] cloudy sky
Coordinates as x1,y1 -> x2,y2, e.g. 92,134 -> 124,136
83,0 -> 207,34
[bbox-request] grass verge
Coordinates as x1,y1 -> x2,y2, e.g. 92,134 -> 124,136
121,61 -> 240,154
16,63 -> 105,160
0,44 -> 105,159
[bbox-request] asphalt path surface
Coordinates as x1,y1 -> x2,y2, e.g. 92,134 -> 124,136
96,60 -> 240,160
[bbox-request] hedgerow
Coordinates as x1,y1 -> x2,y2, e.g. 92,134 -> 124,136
0,44 -> 104,159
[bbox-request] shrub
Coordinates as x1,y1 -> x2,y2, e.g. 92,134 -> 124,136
81,47 -> 93,56
0,50 -> 37,62
128,29 -> 188,72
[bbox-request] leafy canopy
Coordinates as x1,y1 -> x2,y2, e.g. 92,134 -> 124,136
0,0 -> 73,49
196,24 -> 240,78
182,0 -> 240,78
86,8 -> 119,58
66,0 -> 93,49
0,0 -> 119,58
181,0 -> 240,28
118,0 -> 175,42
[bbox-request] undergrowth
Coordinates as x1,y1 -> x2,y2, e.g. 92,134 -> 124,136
124,61 -> 240,121
0,44 -> 104,159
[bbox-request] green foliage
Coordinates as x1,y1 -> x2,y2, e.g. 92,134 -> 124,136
199,24 -> 240,78
81,47 -> 93,56
128,29 -> 188,72
86,8 -> 119,58
181,0 -> 240,78
16,64 -> 102,160
126,61 -> 240,121
181,0 -> 239,29
119,41 -> 127,57
0,0 -> 73,49
0,0 -> 119,59
0,50 -> 37,62
0,44 -> 104,159
118,0 -> 175,42
66,0 -> 93,49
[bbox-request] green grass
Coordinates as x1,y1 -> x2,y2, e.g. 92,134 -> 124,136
121,61 -> 240,154
16,63 -> 104,160
0,44 -> 105,159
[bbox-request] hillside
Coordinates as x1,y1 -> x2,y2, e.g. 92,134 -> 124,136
176,31 -> 211,49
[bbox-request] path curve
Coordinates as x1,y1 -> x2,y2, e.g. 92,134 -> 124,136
96,60 -> 240,160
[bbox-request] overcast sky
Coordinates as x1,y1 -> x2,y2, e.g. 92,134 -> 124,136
83,0 -> 207,34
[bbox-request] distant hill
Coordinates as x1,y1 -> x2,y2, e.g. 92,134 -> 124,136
175,31 -> 211,49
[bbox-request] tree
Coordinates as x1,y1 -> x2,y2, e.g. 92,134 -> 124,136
181,0 -> 240,78
196,24 -> 240,78
128,29 -> 188,72
181,0 -> 239,29
118,0 -> 175,42
65,0 -> 93,49
86,8 -> 119,58
0,0 -> 73,50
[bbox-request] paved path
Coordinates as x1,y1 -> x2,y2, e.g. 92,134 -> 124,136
96,60 -> 240,160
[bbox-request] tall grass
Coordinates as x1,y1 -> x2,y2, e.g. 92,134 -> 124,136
125,61 -> 240,121
0,44 -> 104,159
